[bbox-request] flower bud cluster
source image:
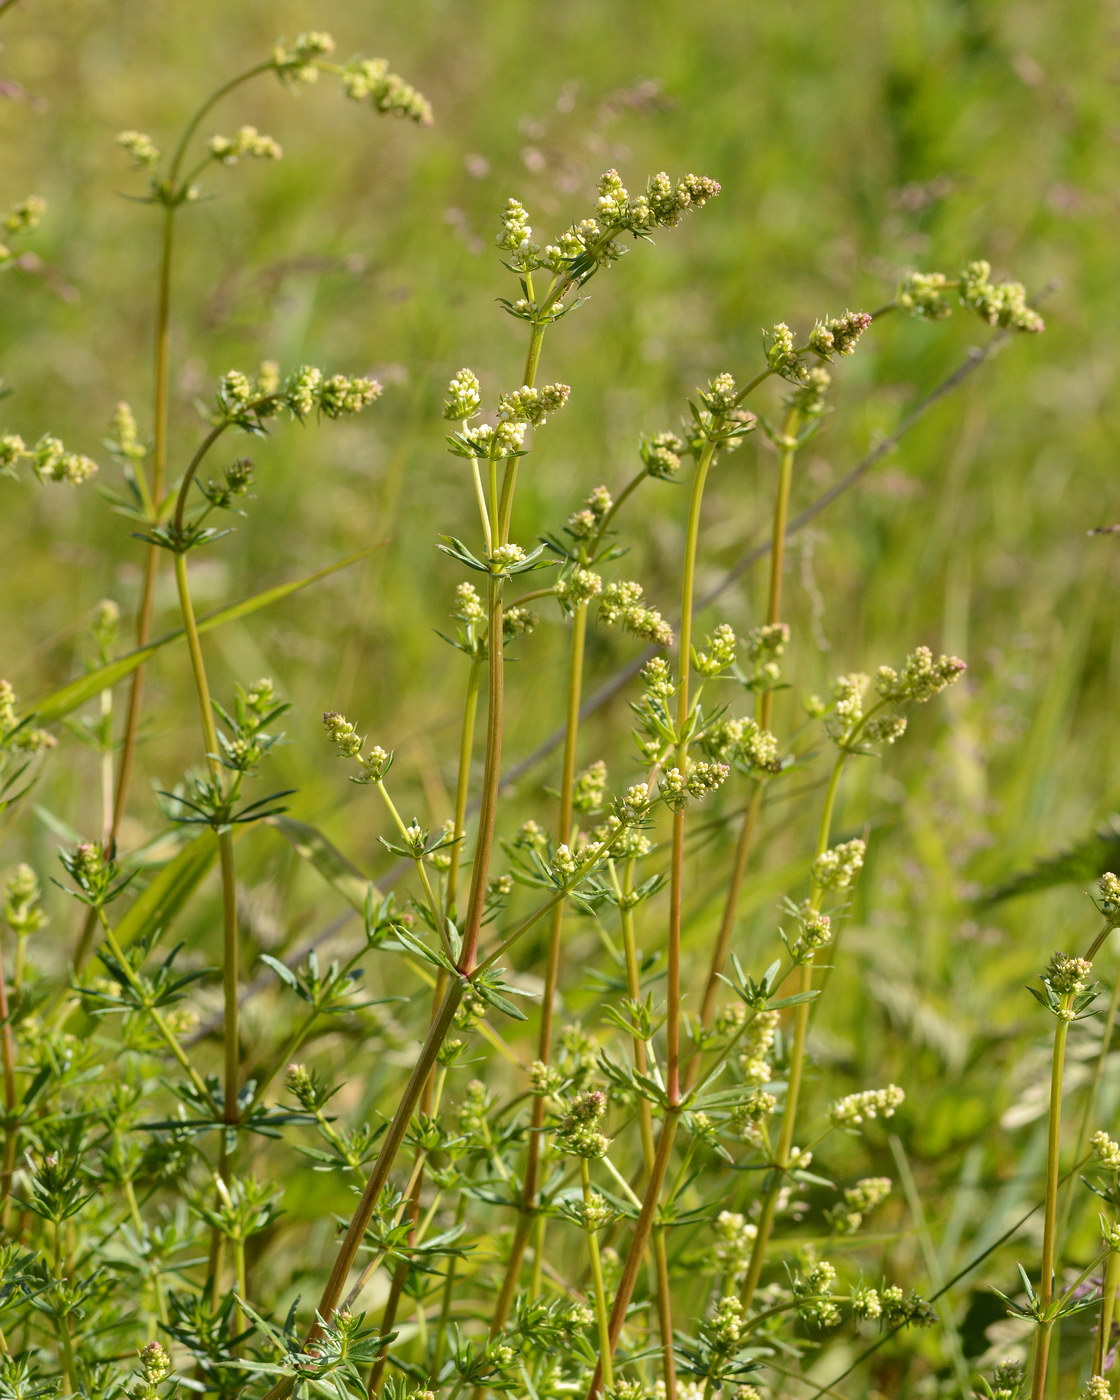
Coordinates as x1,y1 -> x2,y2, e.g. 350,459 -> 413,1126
693,623 -> 737,677
454,582 -> 485,625
106,402 -> 146,463
1044,951 -> 1092,997
789,905 -> 832,962
880,1286 -> 937,1328
554,1089 -> 609,1159
743,622 -> 790,690
498,383 -> 571,426
793,1259 -> 840,1327
731,1090 -> 777,1148
1096,872 -> 1120,925
830,1084 -> 905,1128
444,368 -> 483,421
600,580 -> 672,647
573,760 -> 608,814
830,1176 -> 891,1234
1090,1131 -> 1120,1170
117,130 -> 161,169
0,680 -> 55,754
135,1340 -> 172,1397
959,260 -> 1044,333
641,656 -> 675,700
659,760 -> 729,811
273,31 -> 335,84
701,717 -> 781,774
218,364 -> 381,423
765,323 -> 805,383
808,311 -> 873,360
322,712 -> 391,784
812,838 -> 866,892
498,170 -> 720,278
876,646 -> 966,704
1,432 -> 98,485
502,606 -> 538,639
208,126 -> 282,164
4,863 -> 47,937
641,430 -> 687,480
555,567 -> 603,609
566,485 -> 613,539
712,1210 -> 758,1273
340,57 -> 433,125
1,195 -> 46,261
1080,1378 -> 1112,1400
790,366 -> 832,417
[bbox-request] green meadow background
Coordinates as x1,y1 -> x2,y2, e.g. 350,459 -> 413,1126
1,0 -> 1117,1382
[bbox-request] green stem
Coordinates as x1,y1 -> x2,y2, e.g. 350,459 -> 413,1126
489,602 -> 588,1330
1030,992 -> 1074,1400
584,431 -> 719,1400
0,934 -> 18,1227
582,1159 -> 615,1392
1095,1248 -> 1120,1377
695,402 -> 800,1037
445,659 -> 482,920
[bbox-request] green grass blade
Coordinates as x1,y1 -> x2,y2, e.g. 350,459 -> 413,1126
115,831 -> 219,948
266,815 -> 379,913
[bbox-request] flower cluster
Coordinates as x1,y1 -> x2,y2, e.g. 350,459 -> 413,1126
1091,1132 -> 1120,1170
793,1258 -> 840,1327
496,169 -> 720,278
829,1084 -> 905,1128
0,679 -> 55,754
788,904 -> 832,962
208,126 -> 282,164
807,310 -> 873,360
443,368 -> 483,421
322,712 -> 391,783
658,760 -> 729,811
572,761 -> 608,814
641,430 -> 688,480
812,838 -> 866,892
0,195 -> 46,266
340,57 -> 433,124
272,31 -> 335,83
829,1176 -> 891,1234
554,1089 -> 609,1159
566,485 -> 613,541
554,566 -> 603,609
4,863 -> 47,937
497,383 -> 571,426
958,260 -> 1044,333
1,432 -> 98,485
739,1009 -> 779,1086
116,129 -> 161,169
599,580 -> 672,647
692,623 -> 737,677
1095,871 -> 1120,925
1043,951 -> 1093,997
700,717 -> 781,774
217,364 -> 381,424
900,262 -> 1045,333
876,646 -> 966,704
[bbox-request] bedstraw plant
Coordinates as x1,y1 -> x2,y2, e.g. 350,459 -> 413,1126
3,22 -> 1115,1400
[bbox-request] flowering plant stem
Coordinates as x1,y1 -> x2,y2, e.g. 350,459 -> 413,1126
1029,987 -> 1074,1400
697,401 -> 801,1035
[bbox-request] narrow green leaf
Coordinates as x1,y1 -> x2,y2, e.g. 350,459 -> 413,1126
114,831 -> 218,949
30,546 -> 382,725
266,816 -> 379,913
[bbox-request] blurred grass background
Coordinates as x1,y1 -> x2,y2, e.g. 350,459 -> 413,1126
2,0 -> 1118,1381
